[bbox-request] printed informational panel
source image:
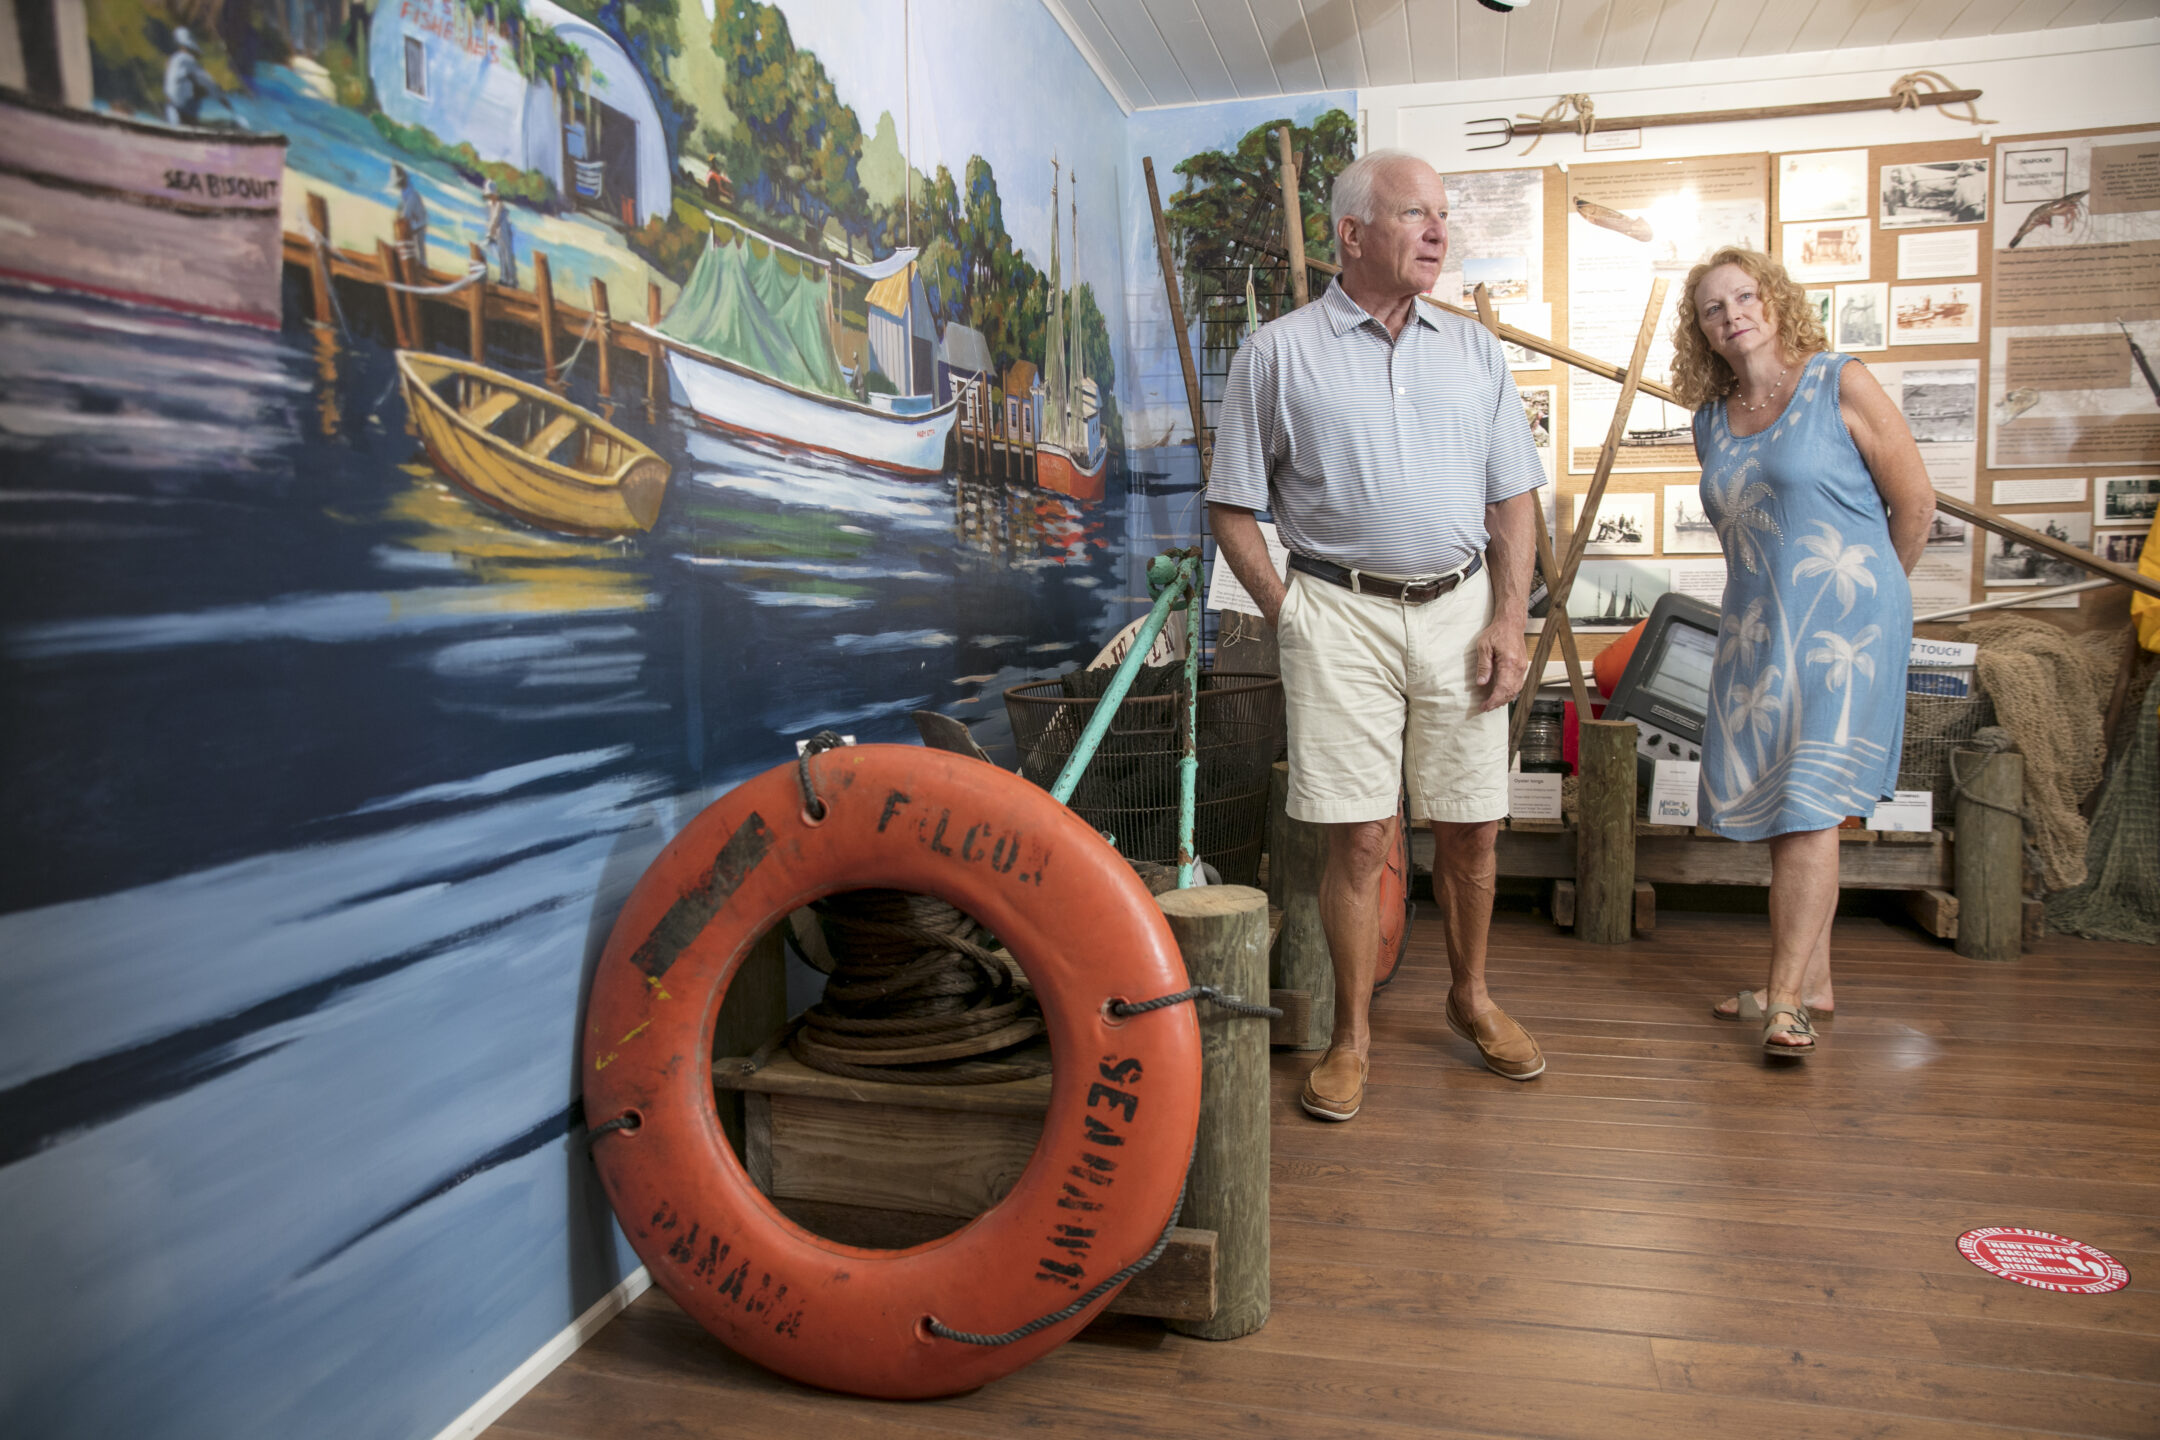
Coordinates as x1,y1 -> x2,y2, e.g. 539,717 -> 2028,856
1566,155 -> 1768,474
1987,130 -> 2160,469
1436,167 -> 1547,307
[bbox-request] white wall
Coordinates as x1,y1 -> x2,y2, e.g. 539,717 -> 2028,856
1364,19 -> 2160,176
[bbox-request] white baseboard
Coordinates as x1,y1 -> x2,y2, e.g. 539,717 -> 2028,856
430,1267 -> 652,1440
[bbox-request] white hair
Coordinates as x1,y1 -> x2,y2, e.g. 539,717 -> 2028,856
1329,148 -> 1430,243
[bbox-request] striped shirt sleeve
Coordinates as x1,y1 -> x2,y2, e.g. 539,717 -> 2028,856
1205,337 -> 1276,512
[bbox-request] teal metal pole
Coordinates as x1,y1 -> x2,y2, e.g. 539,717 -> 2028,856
1048,555 -> 1200,807
1175,556 -> 1205,888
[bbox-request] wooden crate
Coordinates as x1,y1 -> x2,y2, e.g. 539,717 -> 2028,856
715,1049 -> 1217,1323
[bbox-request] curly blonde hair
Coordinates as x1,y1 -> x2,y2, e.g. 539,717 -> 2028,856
1669,247 -> 1826,410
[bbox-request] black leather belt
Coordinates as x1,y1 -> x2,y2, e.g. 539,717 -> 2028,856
1288,552 -> 1482,604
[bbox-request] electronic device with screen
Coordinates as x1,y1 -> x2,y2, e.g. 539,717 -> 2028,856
1601,591 -> 1722,789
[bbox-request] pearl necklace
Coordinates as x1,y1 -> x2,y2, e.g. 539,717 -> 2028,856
1734,365 -> 1790,414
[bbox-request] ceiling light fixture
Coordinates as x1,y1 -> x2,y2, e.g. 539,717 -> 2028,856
1476,0 -> 1532,12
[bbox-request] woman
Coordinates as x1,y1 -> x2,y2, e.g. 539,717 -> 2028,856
1673,249 -> 1934,1056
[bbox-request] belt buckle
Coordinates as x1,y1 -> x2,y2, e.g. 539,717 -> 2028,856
1402,576 -> 1443,604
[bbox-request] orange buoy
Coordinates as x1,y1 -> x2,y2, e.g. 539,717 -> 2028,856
582,745 -> 1202,1398
1373,809 -> 1413,991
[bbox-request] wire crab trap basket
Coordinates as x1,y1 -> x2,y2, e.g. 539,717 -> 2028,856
1004,670 -> 1285,886
1898,683 -> 1996,816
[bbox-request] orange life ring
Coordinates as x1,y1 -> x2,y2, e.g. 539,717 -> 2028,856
582,745 -> 1203,1399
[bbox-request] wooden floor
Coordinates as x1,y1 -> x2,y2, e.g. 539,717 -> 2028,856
488,906 -> 2160,1439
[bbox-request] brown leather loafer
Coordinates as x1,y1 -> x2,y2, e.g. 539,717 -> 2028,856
1299,1049 -> 1368,1121
1446,995 -> 1546,1080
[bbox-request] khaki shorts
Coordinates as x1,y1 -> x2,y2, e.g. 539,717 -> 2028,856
1276,564 -> 1508,826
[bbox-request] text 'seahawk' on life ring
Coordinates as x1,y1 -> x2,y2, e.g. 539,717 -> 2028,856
582,746 -> 1203,1398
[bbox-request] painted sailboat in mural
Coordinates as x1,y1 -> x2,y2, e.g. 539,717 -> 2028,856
1036,162 -> 1107,503
0,87 -> 288,329
634,216 -> 958,477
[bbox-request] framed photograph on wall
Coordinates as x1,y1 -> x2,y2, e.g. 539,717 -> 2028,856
1778,149 -> 1870,221
1880,159 -> 1988,228
1574,491 -> 1657,555
1834,282 -> 1888,352
1664,483 -> 1720,553
1782,221 -> 1871,283
2097,475 -> 2160,525
1981,511 -> 2092,586
1891,284 -> 1981,347
2096,528 -> 2147,565
1805,287 -> 1833,338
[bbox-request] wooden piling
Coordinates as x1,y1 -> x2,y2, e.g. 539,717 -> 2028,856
304,192 -> 335,334
591,278 -> 614,400
390,217 -> 424,345
1267,760 -> 1331,1050
1275,125 -> 1309,309
1157,885 -> 1270,1341
375,238 -> 411,350
647,282 -> 664,420
466,243 -> 487,362
1953,749 -> 2025,961
710,926 -> 788,1156
534,251 -> 560,389
1576,719 -> 1639,944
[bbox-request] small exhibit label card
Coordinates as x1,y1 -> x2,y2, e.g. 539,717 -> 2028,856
1508,771 -> 1564,821
1869,790 -> 1935,831
1649,759 -> 1700,825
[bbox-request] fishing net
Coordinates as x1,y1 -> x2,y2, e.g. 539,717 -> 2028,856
1965,617 -> 2113,892
2046,656 -> 2160,943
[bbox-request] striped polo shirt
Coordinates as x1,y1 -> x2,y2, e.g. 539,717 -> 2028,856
1208,280 -> 1544,576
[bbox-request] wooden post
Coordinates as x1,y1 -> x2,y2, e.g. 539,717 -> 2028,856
465,243 -> 487,362
304,192 -> 335,334
647,281 -> 664,421
591,278 -> 614,400
1953,749 -> 2024,961
1576,719 -> 1639,944
375,238 -> 411,350
1275,125 -> 1309,309
710,926 -> 789,1157
1268,761 -> 1332,1050
1142,156 -> 1213,482
390,217 -> 425,346
1157,886 -> 1270,1341
534,251 -> 560,389
1513,280 -> 1668,759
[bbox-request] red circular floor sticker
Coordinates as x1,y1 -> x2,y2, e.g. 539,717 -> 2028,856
1959,1229 -> 2129,1294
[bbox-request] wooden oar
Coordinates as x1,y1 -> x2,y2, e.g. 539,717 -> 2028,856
1509,280 -> 1668,761
1468,85 -> 1987,151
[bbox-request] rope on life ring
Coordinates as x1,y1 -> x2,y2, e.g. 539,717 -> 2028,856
581,745 -> 1204,1399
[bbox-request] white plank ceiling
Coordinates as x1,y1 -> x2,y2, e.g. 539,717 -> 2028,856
1041,0 -> 2160,109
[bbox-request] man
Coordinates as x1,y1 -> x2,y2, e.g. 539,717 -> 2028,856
392,164 -> 429,273
1208,149 -> 1545,1123
163,28 -> 224,128
481,179 -> 518,289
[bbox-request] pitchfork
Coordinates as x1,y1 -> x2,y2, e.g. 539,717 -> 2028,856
1467,74 -> 1989,153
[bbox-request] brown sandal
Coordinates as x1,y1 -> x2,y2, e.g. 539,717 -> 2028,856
1761,1003 -> 1818,1056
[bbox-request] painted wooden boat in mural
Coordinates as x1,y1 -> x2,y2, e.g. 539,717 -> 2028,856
644,328 -> 959,476
396,352 -> 672,535
1036,163 -> 1107,502
0,88 -> 287,329
634,217 -> 957,476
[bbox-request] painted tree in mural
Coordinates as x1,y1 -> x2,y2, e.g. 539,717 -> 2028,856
1167,111 -> 1356,348
712,2 -> 870,239
554,0 -> 699,152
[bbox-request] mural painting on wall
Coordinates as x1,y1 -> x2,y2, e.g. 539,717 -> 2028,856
0,2 -> 1131,1435
1165,110 -> 1355,383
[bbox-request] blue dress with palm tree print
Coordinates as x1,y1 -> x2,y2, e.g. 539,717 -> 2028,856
1692,351 -> 1910,841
